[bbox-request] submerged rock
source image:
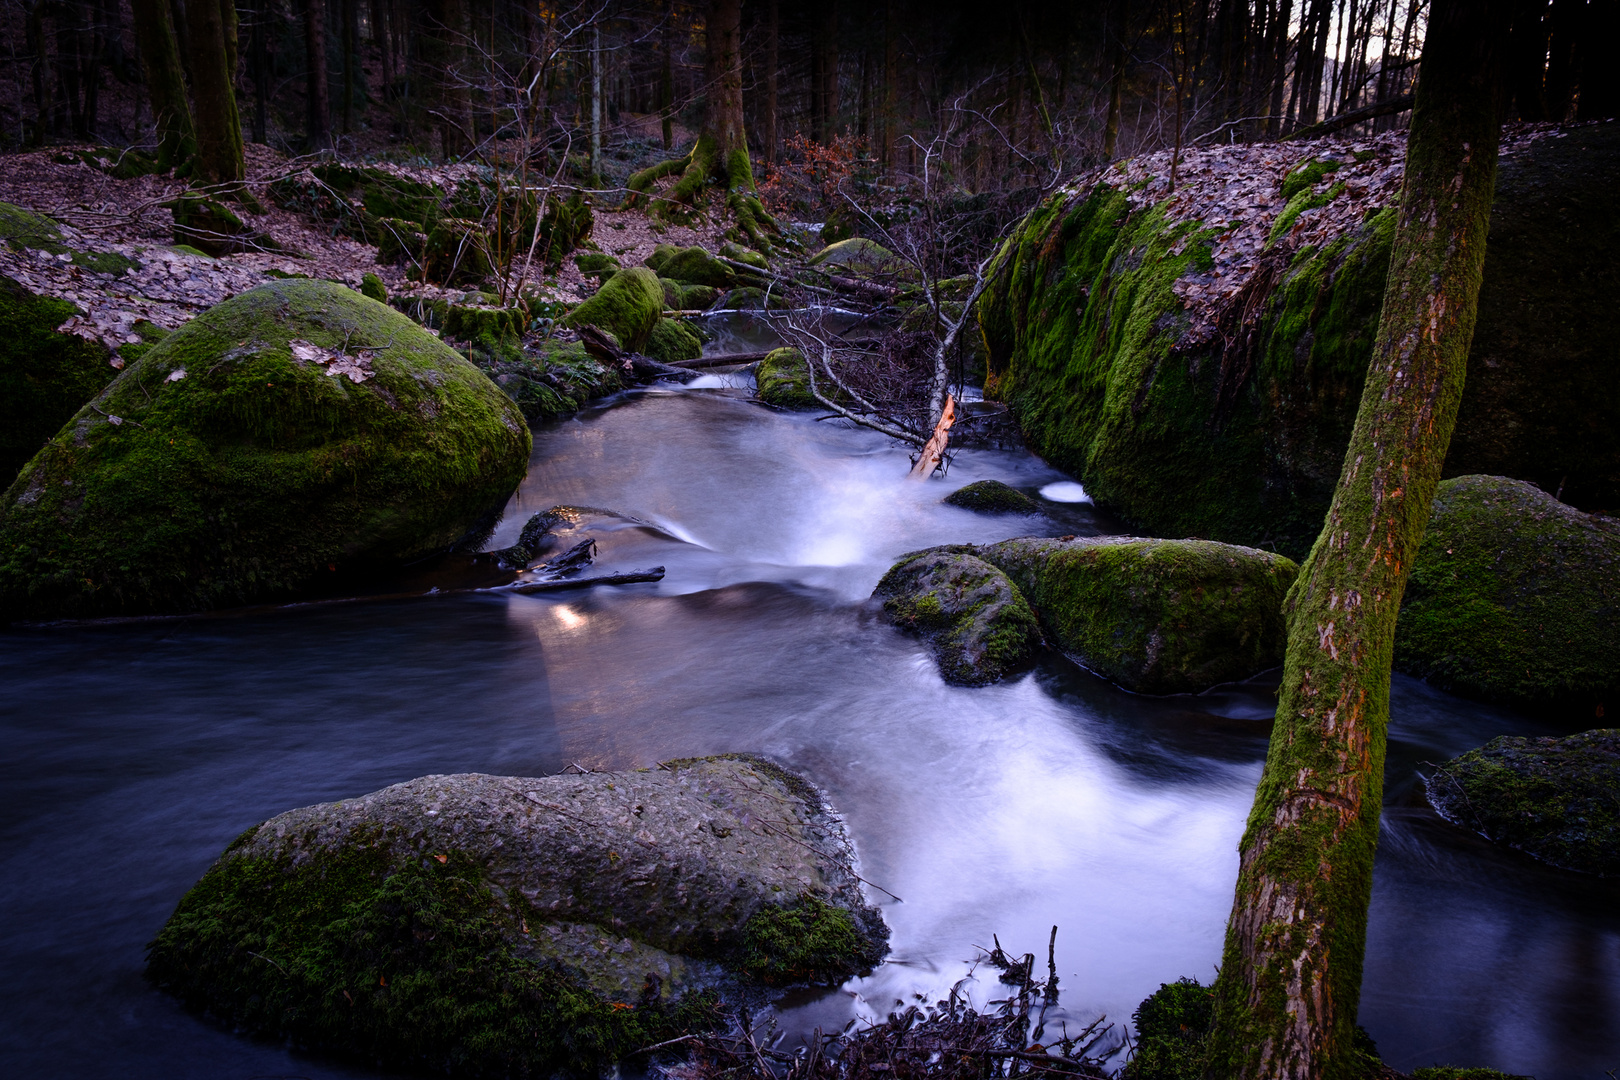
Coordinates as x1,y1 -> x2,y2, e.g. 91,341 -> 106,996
147,756 -> 889,1075
564,266 -> 664,351
875,548 -> 1042,685
1396,475 -> 1618,717
979,536 -> 1297,694
0,280 -> 530,621
943,480 -> 1041,515
1426,729 -> 1619,876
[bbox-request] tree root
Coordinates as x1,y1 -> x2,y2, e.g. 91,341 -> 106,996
623,136 -> 785,255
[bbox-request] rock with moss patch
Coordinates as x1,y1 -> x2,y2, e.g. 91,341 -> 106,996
718,240 -> 769,270
755,347 -> 821,409
574,251 -> 620,278
0,280 -> 530,621
943,480 -> 1041,515
165,193 -> 277,257
1395,475 -> 1619,716
723,286 -> 789,310
421,218 -> 493,286
563,266 -> 664,352
981,124 -> 1620,560
1426,729 -> 1619,876
479,337 -> 626,422
977,536 -> 1297,694
1121,977 -> 1213,1080
657,245 -> 736,288
359,272 -> 387,303
808,237 -> 904,277
645,318 -> 702,364
0,276 -> 119,483
875,548 -> 1042,685
147,756 -> 888,1075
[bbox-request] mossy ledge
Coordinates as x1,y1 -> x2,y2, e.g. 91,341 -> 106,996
147,758 -> 888,1075
979,124 -> 1620,559
0,279 -> 531,621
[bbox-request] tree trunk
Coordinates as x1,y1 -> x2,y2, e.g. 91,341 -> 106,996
1103,0 -> 1128,157
590,22 -> 601,177
1204,2 -> 1512,1078
186,0 -> 245,183
247,0 -> 270,142
304,0 -> 332,149
341,0 -> 355,133
764,0 -> 779,164
131,0 -> 195,166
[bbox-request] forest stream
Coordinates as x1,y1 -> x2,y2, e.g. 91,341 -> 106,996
1,371 -> 1616,1079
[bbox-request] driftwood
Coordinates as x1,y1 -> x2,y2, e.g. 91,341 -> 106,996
504,568 -> 665,593
909,392 -> 957,478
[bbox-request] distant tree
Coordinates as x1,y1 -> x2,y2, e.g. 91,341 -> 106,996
185,0 -> 246,184
130,0 -> 196,168
1203,1 -> 1514,1077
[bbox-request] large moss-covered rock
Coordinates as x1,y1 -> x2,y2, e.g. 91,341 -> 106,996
875,548 -> 1042,685
0,276 -> 119,483
981,124 -> 1620,560
943,479 -> 1041,515
756,347 -> 818,409
563,266 -> 663,351
477,338 -> 626,423
808,237 -> 904,277
1395,475 -> 1619,715
978,536 -> 1298,694
657,245 -> 736,288
1426,729 -> 1619,876
645,317 -> 702,364
147,757 -> 889,1075
0,280 -> 530,621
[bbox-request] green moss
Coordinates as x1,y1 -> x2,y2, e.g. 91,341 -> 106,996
645,318 -> 701,363
359,272 -> 387,303
723,286 -> 789,310
756,347 -> 820,409
165,193 -> 272,257
718,241 -> 768,270
478,338 -> 625,423
643,243 -> 680,273
421,218 -> 492,287
0,201 -> 67,253
170,244 -> 212,259
1395,475 -> 1619,714
147,840 -> 722,1077
657,246 -> 736,288
574,251 -> 620,277
738,894 -> 886,986
1121,978 -> 1213,1080
563,267 -> 664,352
0,280 -> 530,621
1427,729 -> 1619,875
875,548 -> 1043,685
980,537 -> 1297,694
943,479 -> 1041,515
1270,180 -> 1348,243
1280,157 -> 1343,201
981,183 -> 1395,559
0,276 -> 118,483
1411,1069 -> 1529,1080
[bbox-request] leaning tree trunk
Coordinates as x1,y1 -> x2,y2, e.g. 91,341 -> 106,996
186,0 -> 246,184
131,0 -> 196,169
625,0 -> 780,251
1204,2 -> 1512,1078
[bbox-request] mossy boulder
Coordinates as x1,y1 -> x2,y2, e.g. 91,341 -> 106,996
358,272 -> 387,303
659,276 -> 720,312
574,251 -> 619,278
723,285 -> 789,310
874,548 -> 1042,685
808,237 -> 904,278
756,347 -> 820,409
1121,978 -> 1214,1080
563,266 -> 663,351
657,245 -> 736,288
981,124 -> 1620,560
718,240 -> 768,270
943,479 -> 1041,515
147,757 -> 889,1075
1395,475 -> 1619,716
478,338 -> 626,423
978,536 -> 1298,694
0,276 -> 119,483
645,318 -> 702,364
421,218 -> 492,286
165,192 -> 277,256
0,280 -> 530,621
0,201 -> 140,275
1426,729 -> 1619,876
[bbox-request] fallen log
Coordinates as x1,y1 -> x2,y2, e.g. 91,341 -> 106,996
909,393 -> 957,478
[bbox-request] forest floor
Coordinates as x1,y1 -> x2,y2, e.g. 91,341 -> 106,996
0,137 -> 733,354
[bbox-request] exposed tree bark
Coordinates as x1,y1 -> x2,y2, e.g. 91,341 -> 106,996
764,0 -> 779,164
659,0 -> 675,149
341,0 -> 356,133
131,0 -> 196,167
185,0 -> 246,184
1204,3 -> 1513,1078
304,0 -> 332,149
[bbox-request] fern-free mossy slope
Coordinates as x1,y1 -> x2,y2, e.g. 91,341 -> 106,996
877,537 -> 1296,692
0,280 -> 530,621
1396,475 -> 1619,716
148,757 -> 889,1076
980,123 -> 1620,560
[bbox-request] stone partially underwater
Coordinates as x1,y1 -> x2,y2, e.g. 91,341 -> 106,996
877,537 -> 1297,692
980,122 -> 1620,561
0,279 -> 531,621
147,756 -> 889,1076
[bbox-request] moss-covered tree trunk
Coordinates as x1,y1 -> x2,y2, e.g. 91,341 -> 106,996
131,0 -> 196,169
186,0 -> 246,184
626,0 -> 779,251
1204,2 -> 1512,1078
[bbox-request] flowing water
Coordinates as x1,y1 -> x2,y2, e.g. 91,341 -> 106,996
2,379 -> 1617,1079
